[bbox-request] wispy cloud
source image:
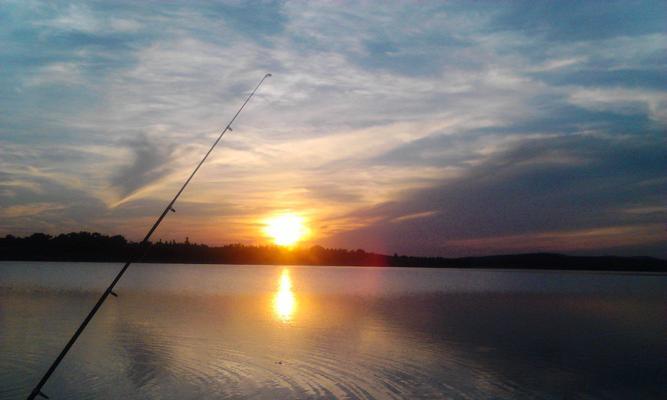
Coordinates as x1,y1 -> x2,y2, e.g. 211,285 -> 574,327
110,134 -> 176,206
1,0 -> 665,256
0,202 -> 65,218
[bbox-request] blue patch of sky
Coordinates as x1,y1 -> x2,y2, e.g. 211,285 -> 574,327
357,34 -> 473,76
488,0 -> 666,41
199,0 -> 286,46
0,2 -> 158,145
349,6 -> 480,76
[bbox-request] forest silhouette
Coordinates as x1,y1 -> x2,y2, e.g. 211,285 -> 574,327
1,232 -> 665,272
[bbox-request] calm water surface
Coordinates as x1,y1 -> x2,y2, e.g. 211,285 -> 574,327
1,262 -> 665,399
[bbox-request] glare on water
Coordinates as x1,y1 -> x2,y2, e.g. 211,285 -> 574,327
273,268 -> 296,322
1,262 -> 666,399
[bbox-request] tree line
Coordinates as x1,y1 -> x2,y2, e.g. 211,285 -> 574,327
1,232 -> 665,271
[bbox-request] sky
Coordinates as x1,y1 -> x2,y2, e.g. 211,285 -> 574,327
1,0 -> 665,257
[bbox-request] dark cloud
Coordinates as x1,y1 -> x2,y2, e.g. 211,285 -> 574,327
111,134 -> 175,199
1,1 -> 665,256
325,133 -> 667,257
0,173 -> 109,236
531,69 -> 667,90
372,102 -> 661,171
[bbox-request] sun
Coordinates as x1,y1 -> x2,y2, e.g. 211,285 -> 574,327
263,214 -> 309,246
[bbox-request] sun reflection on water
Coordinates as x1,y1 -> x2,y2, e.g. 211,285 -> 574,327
274,268 -> 296,322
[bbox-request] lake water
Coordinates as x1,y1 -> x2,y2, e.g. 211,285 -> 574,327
1,262 -> 665,399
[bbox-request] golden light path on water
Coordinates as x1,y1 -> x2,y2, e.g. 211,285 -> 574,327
273,268 -> 296,322
2,263 -> 664,399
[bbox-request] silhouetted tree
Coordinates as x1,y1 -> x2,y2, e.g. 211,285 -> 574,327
0,232 -> 665,271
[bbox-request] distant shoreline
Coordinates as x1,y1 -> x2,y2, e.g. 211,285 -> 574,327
2,232 -> 666,272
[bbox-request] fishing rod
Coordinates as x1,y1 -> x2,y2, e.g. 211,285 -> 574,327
27,73 -> 272,400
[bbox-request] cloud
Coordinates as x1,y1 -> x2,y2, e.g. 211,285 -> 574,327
110,134 -> 176,205
323,133 -> 667,257
0,168 -> 110,237
0,202 -> 65,218
567,87 -> 667,124
1,0 -> 665,255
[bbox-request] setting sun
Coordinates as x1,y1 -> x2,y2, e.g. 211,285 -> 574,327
263,214 -> 309,246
